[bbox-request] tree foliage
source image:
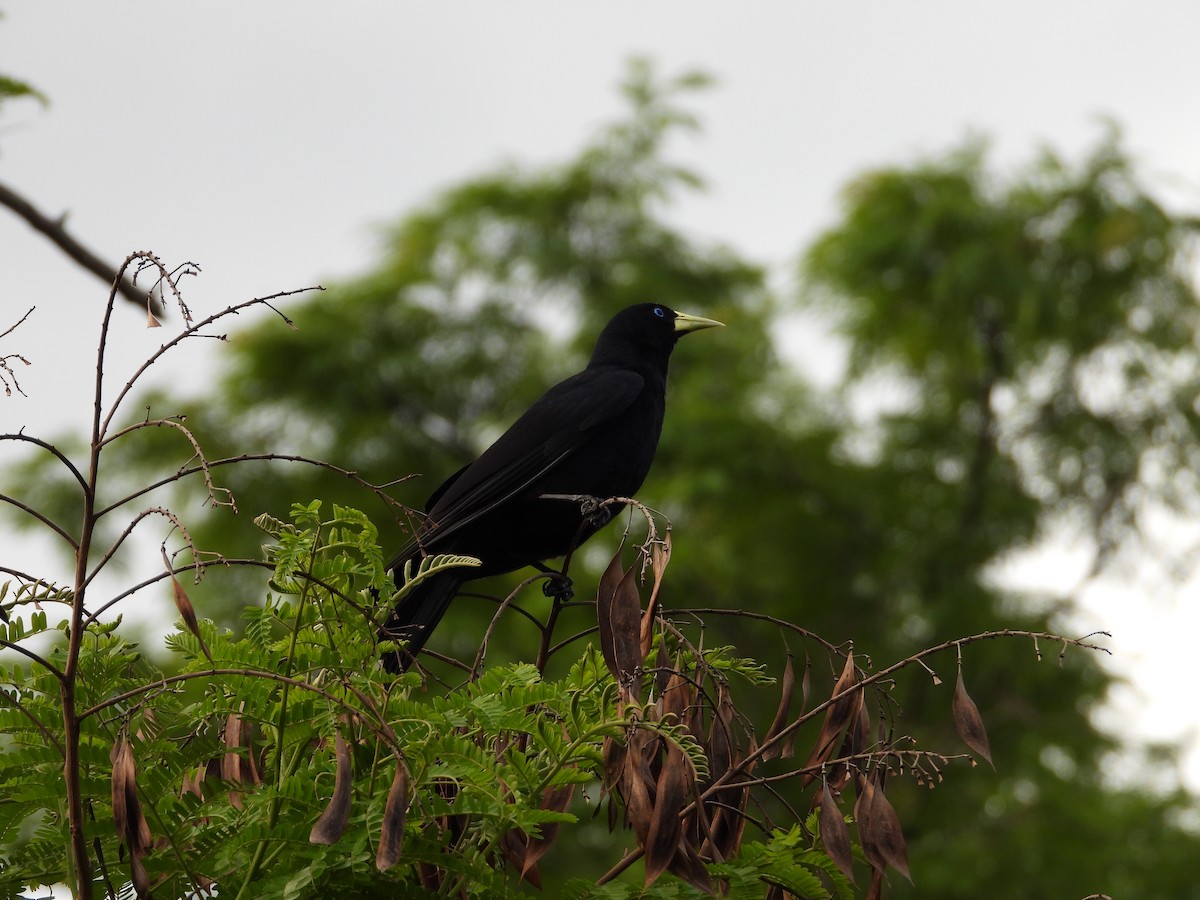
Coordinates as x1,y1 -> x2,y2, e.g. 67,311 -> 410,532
6,62 -> 1200,897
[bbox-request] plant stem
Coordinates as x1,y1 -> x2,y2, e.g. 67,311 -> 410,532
234,525 -> 321,899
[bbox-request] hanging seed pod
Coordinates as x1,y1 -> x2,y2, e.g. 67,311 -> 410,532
762,652 -> 796,760
953,663 -> 994,768
310,731 -> 353,845
820,778 -> 855,883
596,550 -> 644,700
802,651 -> 861,784
375,759 -> 409,871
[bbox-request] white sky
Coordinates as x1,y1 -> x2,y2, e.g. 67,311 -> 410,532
3,2 -> 1200,793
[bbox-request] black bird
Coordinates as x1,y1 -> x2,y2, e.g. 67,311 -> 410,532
381,303 -> 722,671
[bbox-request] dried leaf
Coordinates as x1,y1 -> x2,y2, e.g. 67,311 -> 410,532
802,651 -> 861,784
800,653 -> 812,714
602,736 -> 626,792
859,773 -> 911,882
652,639 -> 672,697
529,783 -> 574,861
953,665 -> 994,768
499,830 -> 535,888
820,779 -> 856,883
700,687 -> 748,861
854,774 -> 881,872
110,736 -> 152,897
110,738 -> 130,846
501,783 -> 575,886
121,740 -> 151,853
622,730 -> 655,844
851,695 -> 870,756
310,732 -> 353,845
130,852 -> 151,898
181,764 -> 207,801
222,712 -> 243,783
828,698 -> 870,791
169,574 -> 212,662
762,652 -> 796,760
707,779 -> 747,864
666,842 -> 715,895
644,740 -> 690,887
660,665 -> 692,725
705,684 -> 734,784
596,549 -> 625,678
640,531 -> 672,657
146,308 -> 162,328
375,759 -> 409,871
222,712 -> 250,808
596,550 -> 644,698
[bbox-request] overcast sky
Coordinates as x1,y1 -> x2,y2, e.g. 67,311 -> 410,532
3,2 -> 1200,791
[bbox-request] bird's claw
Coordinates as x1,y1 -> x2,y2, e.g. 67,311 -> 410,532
579,495 -> 612,527
543,572 -> 575,602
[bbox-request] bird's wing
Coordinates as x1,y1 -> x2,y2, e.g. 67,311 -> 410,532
394,367 -> 644,564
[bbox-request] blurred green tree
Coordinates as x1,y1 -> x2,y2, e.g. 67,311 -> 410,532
11,62 -> 1200,896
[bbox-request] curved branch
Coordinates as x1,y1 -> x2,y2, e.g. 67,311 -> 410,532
80,557 -> 358,626
98,418 -> 233,512
0,565 -> 66,586
0,637 -> 65,680
83,506 -> 190,590
96,286 -> 321,443
696,628 -> 1111,808
0,432 -> 88,493
0,688 -> 65,756
469,573 -> 549,678
95,452 -> 415,523
0,180 -> 162,315
0,491 -> 78,550
672,607 -> 842,654
81,558 -> 275,626
78,667 -> 406,758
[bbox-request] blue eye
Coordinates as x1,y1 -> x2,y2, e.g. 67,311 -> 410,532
653,307 -> 665,318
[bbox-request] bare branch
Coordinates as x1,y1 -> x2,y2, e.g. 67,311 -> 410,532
96,282 -> 323,443
83,506 -> 194,590
0,306 -> 35,341
0,432 -> 88,492
0,490 -> 79,550
81,558 -> 274,625
0,306 -> 35,397
697,628 -> 1111,807
0,181 -> 162,315
0,636 -> 65,680
95,453 -> 414,523
100,417 -> 235,512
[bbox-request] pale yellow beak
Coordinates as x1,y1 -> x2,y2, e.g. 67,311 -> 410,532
673,311 -> 724,334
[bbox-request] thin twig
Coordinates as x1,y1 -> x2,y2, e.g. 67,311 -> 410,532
96,281 -> 322,443
96,452 -> 418,523
0,491 -> 80,550
0,638 -> 64,680
0,689 -> 64,755
82,506 -> 192,590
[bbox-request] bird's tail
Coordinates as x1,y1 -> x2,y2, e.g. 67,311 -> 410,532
379,570 -> 466,673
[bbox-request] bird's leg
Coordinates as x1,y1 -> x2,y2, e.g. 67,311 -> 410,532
541,492 -> 615,528
534,562 -> 575,602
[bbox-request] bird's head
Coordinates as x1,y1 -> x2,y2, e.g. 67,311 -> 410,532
590,303 -> 723,368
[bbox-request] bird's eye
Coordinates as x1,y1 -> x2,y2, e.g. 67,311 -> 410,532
653,307 -> 666,318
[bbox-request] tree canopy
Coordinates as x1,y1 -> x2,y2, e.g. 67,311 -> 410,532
8,62 -> 1200,897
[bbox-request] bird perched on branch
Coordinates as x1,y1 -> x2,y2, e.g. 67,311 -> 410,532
380,303 -> 722,671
